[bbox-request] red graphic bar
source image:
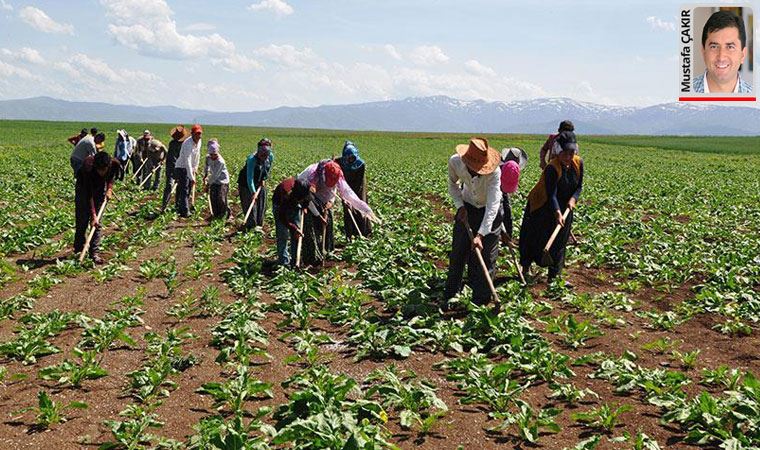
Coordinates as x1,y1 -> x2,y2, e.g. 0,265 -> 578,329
679,97 -> 756,102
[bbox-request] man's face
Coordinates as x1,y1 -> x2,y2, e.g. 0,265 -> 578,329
703,26 -> 746,88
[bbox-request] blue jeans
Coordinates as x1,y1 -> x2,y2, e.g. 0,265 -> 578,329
274,205 -> 302,266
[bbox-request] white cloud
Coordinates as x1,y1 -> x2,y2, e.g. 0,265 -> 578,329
67,53 -> 162,84
185,22 -> 216,32
100,0 -> 236,60
464,59 -> 495,77
253,44 -> 319,68
646,16 -> 675,32
0,60 -> 37,80
1,47 -> 45,65
0,0 -> 12,11
212,53 -> 262,72
408,45 -> 449,66
382,44 -> 402,61
19,6 -> 73,35
248,0 -> 293,17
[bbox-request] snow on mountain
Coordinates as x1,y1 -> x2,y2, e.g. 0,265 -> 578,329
0,95 -> 758,135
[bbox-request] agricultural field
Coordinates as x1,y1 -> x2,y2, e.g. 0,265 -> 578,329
0,119 -> 759,449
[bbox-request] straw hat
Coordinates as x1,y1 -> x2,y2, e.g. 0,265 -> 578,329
170,125 -> 190,142
455,138 -> 500,175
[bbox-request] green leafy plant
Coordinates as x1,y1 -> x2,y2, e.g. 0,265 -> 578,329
495,399 -> 561,443
364,365 -> 447,433
38,347 -> 108,387
571,403 -> 631,433
543,314 -> 603,349
15,391 -> 87,429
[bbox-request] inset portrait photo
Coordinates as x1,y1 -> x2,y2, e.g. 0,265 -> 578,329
691,7 -> 754,94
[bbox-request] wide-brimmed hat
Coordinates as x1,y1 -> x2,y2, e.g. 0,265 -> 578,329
500,147 -> 528,170
455,138 -> 500,175
170,125 -> 190,141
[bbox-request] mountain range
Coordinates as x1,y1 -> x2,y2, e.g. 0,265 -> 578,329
1,96 -> 758,135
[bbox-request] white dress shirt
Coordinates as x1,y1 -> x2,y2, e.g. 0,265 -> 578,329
448,154 -> 501,236
175,137 -> 202,182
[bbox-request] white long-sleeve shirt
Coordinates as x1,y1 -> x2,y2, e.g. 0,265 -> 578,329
448,154 -> 501,236
175,137 -> 202,182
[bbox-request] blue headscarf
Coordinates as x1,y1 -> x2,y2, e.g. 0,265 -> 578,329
340,141 -> 364,172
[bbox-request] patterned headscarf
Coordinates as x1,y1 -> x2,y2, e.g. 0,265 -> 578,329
340,140 -> 364,172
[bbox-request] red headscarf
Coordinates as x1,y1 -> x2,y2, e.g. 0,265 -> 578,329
324,161 -> 342,187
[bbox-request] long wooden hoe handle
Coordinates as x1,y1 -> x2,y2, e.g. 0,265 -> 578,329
207,190 -> 214,216
243,186 -> 261,226
295,208 -> 306,268
340,196 -> 364,239
507,243 -> 526,285
464,224 -> 499,302
130,158 -> 148,182
79,198 -> 108,264
543,207 -> 571,253
137,164 -> 160,189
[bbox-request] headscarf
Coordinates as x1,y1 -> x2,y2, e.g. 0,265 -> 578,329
207,139 -> 220,155
500,161 -> 520,194
340,140 -> 364,172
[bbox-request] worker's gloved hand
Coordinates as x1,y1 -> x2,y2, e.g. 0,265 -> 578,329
555,210 -> 565,227
455,206 -> 468,224
472,233 -> 484,251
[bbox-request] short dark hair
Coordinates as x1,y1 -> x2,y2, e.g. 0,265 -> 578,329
94,151 -> 111,169
94,132 -> 106,143
91,127 -> 99,135
558,120 -> 575,132
702,10 -> 746,49
80,128 -> 88,135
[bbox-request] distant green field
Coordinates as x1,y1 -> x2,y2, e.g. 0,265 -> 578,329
585,134 -> 760,155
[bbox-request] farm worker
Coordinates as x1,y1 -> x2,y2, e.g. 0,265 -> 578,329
539,120 -> 575,169
143,138 -> 167,191
203,139 -> 231,219
297,159 -> 377,266
68,128 -> 88,146
70,132 -> 105,178
174,124 -> 203,218
73,151 -> 120,264
133,130 -> 152,185
499,159 -> 521,244
272,176 -> 313,266
238,138 -> 274,230
443,138 -> 503,307
335,141 -> 372,239
90,128 -> 105,150
113,129 -> 134,181
161,125 -> 189,213
520,130 -> 584,284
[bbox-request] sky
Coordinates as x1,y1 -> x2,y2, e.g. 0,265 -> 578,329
0,0 -> 757,111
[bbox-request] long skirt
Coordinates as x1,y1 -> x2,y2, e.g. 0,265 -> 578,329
238,181 -> 267,229
519,203 -> 574,277
301,209 -> 334,266
209,183 -> 230,219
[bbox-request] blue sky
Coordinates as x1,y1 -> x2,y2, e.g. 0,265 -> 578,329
0,0 -> 756,111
